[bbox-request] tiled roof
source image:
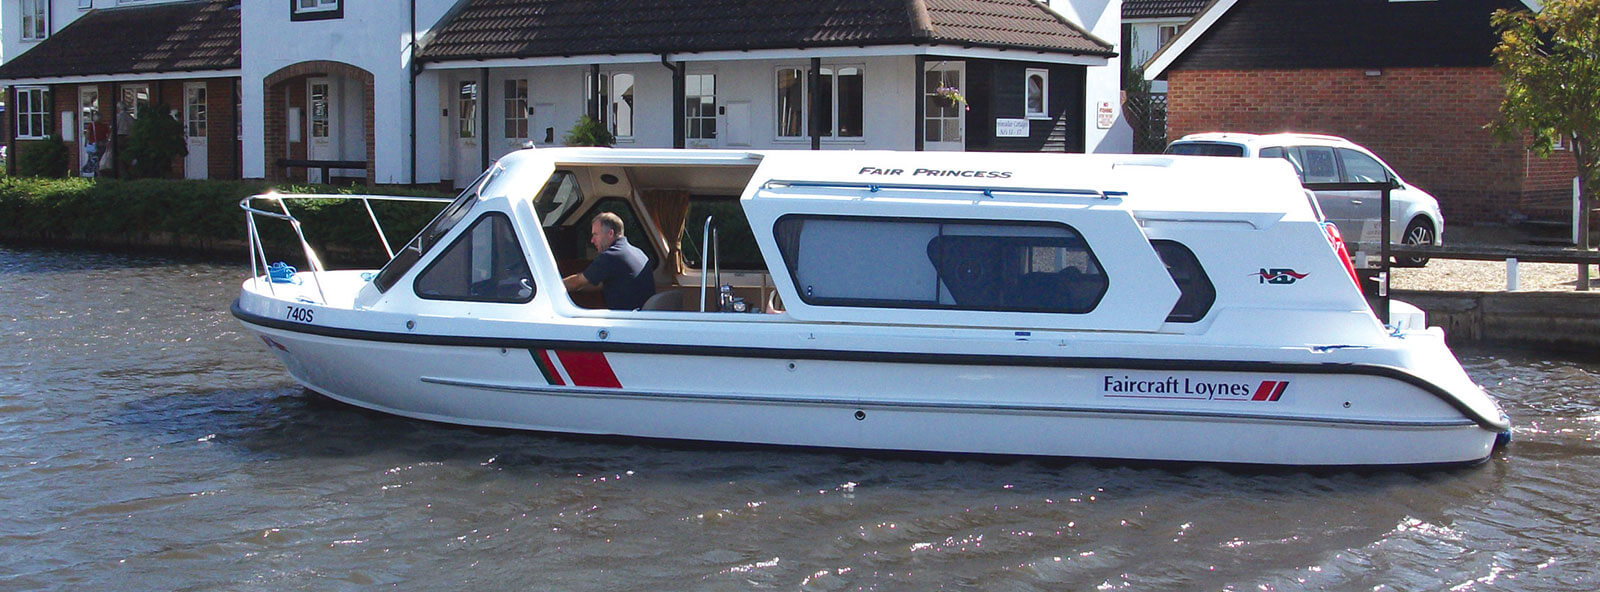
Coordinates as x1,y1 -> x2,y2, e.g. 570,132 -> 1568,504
417,0 -> 1113,63
1123,0 -> 1207,19
0,0 -> 240,80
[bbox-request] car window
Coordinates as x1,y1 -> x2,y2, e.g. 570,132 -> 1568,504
1259,146 -> 1306,178
1298,146 -> 1340,184
1336,148 -> 1390,183
1164,142 -> 1245,157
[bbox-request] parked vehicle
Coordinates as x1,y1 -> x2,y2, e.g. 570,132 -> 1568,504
1165,133 -> 1443,267
231,148 -> 1508,467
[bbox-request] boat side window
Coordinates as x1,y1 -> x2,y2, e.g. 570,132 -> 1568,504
533,170 -> 584,227
413,213 -> 535,303
1150,240 -> 1215,323
680,196 -> 763,270
773,216 -> 1108,314
372,168 -> 496,293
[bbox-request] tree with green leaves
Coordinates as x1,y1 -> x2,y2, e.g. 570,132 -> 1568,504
1491,0 -> 1600,253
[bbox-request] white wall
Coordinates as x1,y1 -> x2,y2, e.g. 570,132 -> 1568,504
1126,18 -> 1187,93
1049,0 -> 1133,153
240,0 -> 457,183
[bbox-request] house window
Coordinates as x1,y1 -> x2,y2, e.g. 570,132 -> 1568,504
15,87 -> 50,140
291,0 -> 343,21
1157,25 -> 1179,47
21,0 -> 48,40
457,81 -> 477,139
79,0 -> 91,9
503,79 -> 528,139
117,84 -> 150,136
1024,68 -> 1049,119
774,65 -> 865,140
186,85 -> 207,138
685,73 -> 716,140
608,72 -> 634,140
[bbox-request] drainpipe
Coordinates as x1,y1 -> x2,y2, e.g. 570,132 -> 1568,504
589,64 -> 600,122
408,0 -> 417,185
661,54 -> 684,149
808,57 -> 821,150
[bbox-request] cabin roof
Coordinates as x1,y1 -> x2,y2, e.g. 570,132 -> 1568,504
0,0 -> 240,81
498,148 -> 1315,221
416,0 -> 1115,63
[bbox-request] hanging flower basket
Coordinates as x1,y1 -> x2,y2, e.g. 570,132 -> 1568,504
935,85 -> 970,111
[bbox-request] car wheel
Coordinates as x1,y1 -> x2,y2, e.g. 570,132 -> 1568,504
1399,218 -> 1434,267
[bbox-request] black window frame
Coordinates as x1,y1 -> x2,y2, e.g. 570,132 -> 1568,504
773,214 -> 1110,315
412,212 -> 536,304
290,0 -> 343,22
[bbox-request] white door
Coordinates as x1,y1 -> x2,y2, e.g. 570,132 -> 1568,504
923,63 -> 965,151
77,87 -> 100,177
183,82 -> 208,180
307,77 -> 336,183
452,79 -> 480,186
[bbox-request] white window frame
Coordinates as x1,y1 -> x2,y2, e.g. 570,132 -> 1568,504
21,0 -> 49,41
1024,68 -> 1049,119
685,72 -> 717,141
606,71 -> 635,141
773,65 -> 866,142
1157,25 -> 1180,47
15,87 -> 50,140
503,78 -> 529,140
294,0 -> 340,14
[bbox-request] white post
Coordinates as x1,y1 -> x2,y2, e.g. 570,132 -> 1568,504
1576,176 -> 1583,245
1507,258 -> 1519,292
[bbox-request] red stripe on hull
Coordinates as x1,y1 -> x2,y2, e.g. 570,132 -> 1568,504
1251,381 -> 1275,401
555,350 -> 622,388
534,349 -> 565,386
1270,381 -> 1289,401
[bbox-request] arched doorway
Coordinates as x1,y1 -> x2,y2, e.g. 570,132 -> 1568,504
263,60 -> 375,183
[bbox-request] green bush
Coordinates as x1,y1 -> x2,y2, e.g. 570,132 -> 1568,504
121,103 -> 189,179
17,136 -> 70,178
562,115 -> 615,147
0,177 -> 453,265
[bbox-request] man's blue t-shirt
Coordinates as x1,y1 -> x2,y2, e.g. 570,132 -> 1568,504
582,236 -> 655,310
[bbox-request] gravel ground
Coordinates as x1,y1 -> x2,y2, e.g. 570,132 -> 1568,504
1385,224 -> 1600,293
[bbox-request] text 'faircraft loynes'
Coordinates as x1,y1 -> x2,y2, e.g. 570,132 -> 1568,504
232,148 -> 1510,467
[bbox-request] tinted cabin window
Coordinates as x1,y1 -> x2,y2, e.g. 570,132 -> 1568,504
533,170 -> 584,227
1151,240 -> 1215,323
773,216 -> 1107,314
414,213 -> 535,303
1165,142 -> 1245,157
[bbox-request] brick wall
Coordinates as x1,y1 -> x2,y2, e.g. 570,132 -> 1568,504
1167,67 -> 1573,223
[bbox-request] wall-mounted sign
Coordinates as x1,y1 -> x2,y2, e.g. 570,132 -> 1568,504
1097,101 -> 1115,129
995,118 -> 1029,138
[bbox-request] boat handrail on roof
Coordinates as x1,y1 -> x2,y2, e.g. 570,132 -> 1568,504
760,180 -> 1127,201
239,192 -> 455,304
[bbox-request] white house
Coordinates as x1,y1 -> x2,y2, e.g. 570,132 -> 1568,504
2,0 -> 1132,186
1120,0 -> 1204,93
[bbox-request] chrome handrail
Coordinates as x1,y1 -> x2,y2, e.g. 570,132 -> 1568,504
240,192 -> 453,304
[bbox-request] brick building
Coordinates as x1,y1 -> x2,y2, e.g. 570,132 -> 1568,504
0,0 -> 241,180
1144,0 -> 1577,223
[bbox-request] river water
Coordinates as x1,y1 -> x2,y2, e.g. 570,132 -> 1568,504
2,245 -> 1598,591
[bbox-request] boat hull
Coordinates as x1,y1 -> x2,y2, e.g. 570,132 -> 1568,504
238,315 -> 1501,467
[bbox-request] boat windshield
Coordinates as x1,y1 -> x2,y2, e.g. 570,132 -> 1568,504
371,167 -> 499,293
532,170 -> 584,227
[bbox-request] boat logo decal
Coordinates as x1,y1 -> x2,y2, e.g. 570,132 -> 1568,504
530,349 -> 622,389
1104,375 -> 1288,402
1255,268 -> 1309,285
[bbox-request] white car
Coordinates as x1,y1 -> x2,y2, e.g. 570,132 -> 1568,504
1165,132 -> 1443,267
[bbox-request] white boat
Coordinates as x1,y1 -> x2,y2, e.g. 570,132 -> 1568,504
233,148 -> 1510,467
